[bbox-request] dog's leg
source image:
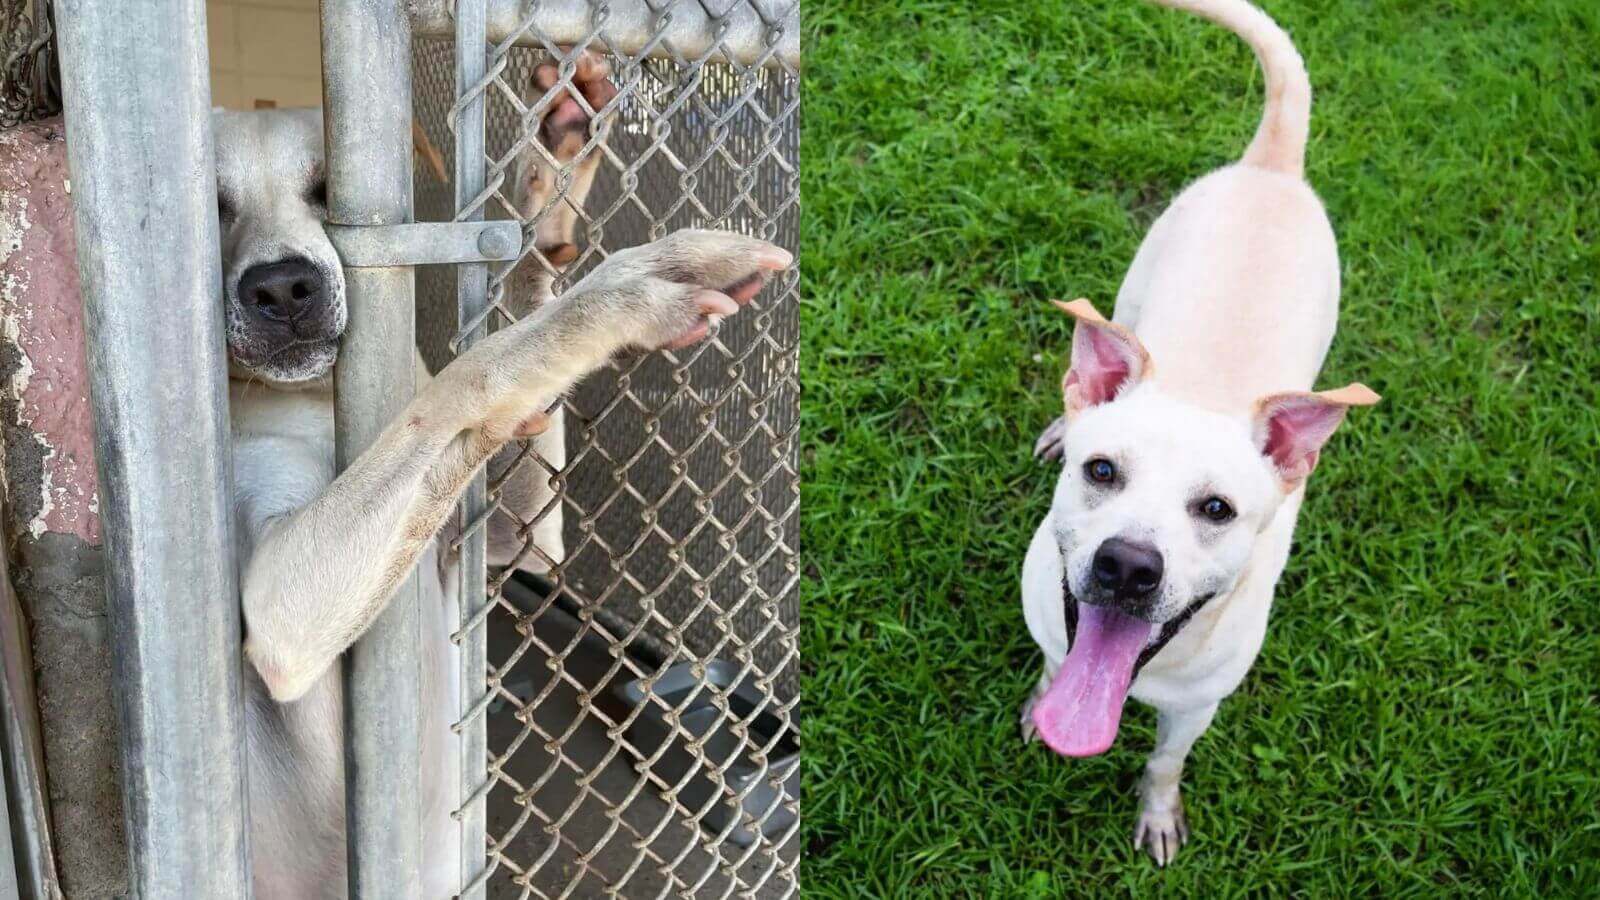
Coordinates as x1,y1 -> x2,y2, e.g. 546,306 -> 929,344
515,52 -> 615,260
487,51 -> 617,570
242,229 -> 789,702
1033,415 -> 1068,463
1019,665 -> 1056,743
1134,701 -> 1218,866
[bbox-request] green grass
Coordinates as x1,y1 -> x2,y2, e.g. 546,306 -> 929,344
799,0 -> 1600,895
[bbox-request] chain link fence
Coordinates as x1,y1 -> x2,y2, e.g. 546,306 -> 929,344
0,0 -> 57,128
413,3 -> 799,895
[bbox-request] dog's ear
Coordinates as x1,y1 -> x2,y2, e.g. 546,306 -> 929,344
1253,383 -> 1380,488
1053,299 -> 1151,416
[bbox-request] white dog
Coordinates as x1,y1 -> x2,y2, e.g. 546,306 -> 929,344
212,55 -> 789,897
1020,0 -> 1378,866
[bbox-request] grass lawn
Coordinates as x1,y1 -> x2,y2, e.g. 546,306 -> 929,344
799,0 -> 1600,895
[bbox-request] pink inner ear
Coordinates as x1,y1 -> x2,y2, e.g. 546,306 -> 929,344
1263,399 -> 1345,477
1070,324 -> 1136,407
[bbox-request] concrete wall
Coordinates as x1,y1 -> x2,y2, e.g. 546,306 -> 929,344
1,117 -> 125,899
207,0 -> 323,110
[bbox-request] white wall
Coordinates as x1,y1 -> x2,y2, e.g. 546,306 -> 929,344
207,0 -> 323,110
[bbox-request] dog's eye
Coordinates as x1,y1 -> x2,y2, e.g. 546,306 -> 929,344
1198,497 -> 1235,523
308,178 -> 328,208
1083,458 -> 1116,484
217,190 -> 235,223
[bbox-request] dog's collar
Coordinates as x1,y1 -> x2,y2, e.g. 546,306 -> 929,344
1061,584 -> 1220,677
1134,591 -> 1218,672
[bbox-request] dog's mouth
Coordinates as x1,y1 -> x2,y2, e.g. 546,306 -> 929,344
230,336 -> 339,384
1030,586 -> 1216,758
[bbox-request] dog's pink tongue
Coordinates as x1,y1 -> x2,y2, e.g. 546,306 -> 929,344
1031,603 -> 1149,757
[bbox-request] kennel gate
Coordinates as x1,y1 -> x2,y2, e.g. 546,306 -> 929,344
411,2 -> 801,895
325,2 -> 804,892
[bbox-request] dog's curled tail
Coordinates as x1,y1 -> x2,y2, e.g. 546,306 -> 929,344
1150,0 -> 1311,177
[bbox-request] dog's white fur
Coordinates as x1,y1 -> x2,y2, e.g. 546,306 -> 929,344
1020,0 -> 1377,865
213,58 -> 788,898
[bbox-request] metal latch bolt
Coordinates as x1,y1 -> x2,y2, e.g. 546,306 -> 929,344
325,221 -> 523,268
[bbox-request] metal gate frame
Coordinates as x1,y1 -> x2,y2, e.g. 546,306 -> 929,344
321,2 -> 428,895
55,1 -> 251,895
431,2 -> 799,896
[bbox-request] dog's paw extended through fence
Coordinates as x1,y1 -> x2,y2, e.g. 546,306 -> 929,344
413,3 -> 800,895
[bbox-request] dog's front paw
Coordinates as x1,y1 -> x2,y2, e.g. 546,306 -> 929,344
515,50 -> 617,253
1019,671 -> 1052,744
1133,793 -> 1190,867
459,230 -> 789,439
567,228 -> 791,353
533,51 -> 615,162
1034,415 -> 1068,463
1018,694 -> 1040,744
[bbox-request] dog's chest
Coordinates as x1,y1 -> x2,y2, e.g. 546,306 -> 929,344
229,382 -> 462,894
229,383 -> 337,536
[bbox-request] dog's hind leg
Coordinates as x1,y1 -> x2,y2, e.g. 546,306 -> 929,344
1134,701 -> 1218,866
242,229 -> 789,702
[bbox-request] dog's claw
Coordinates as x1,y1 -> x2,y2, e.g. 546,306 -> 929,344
1133,799 -> 1189,867
1034,416 -> 1068,462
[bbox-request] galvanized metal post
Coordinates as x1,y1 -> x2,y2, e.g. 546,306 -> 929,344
0,516 -> 55,900
0,748 -> 19,900
319,1 -> 424,896
452,0 -> 491,895
409,0 -> 801,66
53,1 -> 252,896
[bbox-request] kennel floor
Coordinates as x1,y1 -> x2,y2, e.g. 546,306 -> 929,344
485,592 -> 794,898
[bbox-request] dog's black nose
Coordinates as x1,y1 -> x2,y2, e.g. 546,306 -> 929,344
237,259 -> 325,324
1091,537 -> 1164,601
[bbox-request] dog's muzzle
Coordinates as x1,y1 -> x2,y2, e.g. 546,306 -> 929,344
1063,582 -> 1219,677
1030,581 -> 1222,758
226,254 -> 345,382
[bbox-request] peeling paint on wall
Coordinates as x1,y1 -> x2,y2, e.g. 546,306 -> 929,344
0,116 -> 128,897
0,118 -> 100,546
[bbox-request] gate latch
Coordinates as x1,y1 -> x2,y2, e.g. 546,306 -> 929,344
325,221 -> 522,268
